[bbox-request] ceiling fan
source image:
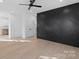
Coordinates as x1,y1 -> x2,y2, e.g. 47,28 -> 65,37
19,0 -> 42,10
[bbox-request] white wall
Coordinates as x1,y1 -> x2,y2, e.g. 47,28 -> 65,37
10,13 -> 22,38
0,20 -> 8,26
0,12 -> 9,26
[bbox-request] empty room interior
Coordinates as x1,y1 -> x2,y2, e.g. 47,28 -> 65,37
0,0 -> 79,59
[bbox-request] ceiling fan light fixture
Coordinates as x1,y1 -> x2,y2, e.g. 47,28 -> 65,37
0,0 -> 3,3
60,0 -> 63,2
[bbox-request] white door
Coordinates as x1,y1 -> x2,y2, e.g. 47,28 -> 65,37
24,14 -> 36,38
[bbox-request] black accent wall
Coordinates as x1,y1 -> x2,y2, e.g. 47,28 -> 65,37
37,3 -> 79,47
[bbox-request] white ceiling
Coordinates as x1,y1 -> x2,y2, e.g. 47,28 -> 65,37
0,0 -> 79,14
34,0 -> 79,13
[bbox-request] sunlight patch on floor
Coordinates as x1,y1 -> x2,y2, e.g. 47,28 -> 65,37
39,56 -> 58,59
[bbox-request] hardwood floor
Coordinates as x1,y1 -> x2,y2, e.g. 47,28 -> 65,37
0,38 -> 78,59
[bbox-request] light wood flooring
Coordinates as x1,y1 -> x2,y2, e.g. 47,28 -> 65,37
0,38 -> 78,59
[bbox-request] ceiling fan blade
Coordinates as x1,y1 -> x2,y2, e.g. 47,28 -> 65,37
32,5 -> 42,7
19,4 -> 29,6
28,5 -> 42,10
